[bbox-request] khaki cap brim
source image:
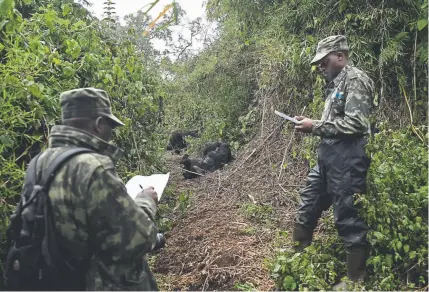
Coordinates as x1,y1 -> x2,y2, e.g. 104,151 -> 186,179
101,113 -> 125,127
310,52 -> 329,65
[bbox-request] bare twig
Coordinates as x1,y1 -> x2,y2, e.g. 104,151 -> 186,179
215,170 -> 222,197
412,30 -> 417,118
131,132 -> 142,172
278,106 -> 306,181
277,129 -> 296,181
400,85 -> 424,142
278,184 -> 298,205
173,165 -> 205,177
247,193 -> 257,204
261,94 -> 267,138
202,272 -> 210,291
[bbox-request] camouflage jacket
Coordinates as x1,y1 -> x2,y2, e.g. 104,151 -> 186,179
36,125 -> 158,290
312,65 -> 377,138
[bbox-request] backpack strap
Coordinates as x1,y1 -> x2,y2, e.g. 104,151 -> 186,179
39,147 -> 95,264
41,147 -> 95,189
28,152 -> 43,186
20,152 -> 43,209
21,148 -> 93,209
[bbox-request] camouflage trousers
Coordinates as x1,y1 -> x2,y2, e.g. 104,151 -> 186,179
295,136 -> 370,249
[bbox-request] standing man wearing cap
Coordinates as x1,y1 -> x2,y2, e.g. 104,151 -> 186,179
291,36 -> 377,288
30,88 -> 159,290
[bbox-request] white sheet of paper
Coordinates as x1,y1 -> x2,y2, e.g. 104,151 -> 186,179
274,110 -> 301,124
125,173 -> 170,201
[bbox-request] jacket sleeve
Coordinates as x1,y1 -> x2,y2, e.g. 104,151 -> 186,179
85,165 -> 158,283
311,77 -> 374,137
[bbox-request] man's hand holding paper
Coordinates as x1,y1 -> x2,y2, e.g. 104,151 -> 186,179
274,110 -> 314,133
125,173 -> 170,202
136,186 -> 159,205
294,116 -> 314,133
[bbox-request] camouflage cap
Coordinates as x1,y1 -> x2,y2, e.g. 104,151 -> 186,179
310,35 -> 349,65
60,87 -> 125,126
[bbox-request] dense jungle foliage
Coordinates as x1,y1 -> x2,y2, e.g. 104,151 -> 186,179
0,0 -> 428,290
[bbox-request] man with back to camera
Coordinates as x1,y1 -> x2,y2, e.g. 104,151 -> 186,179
27,88 -> 160,290
291,35 -> 377,289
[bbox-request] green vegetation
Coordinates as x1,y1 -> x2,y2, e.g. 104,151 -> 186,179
233,281 -> 257,291
239,202 -> 273,224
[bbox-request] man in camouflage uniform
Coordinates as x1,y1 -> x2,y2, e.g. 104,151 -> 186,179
292,35 -> 377,288
35,88 -> 159,290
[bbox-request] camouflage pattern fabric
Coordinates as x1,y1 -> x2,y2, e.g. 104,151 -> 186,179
312,65 -> 377,138
36,125 -> 158,291
60,87 -> 125,126
310,35 -> 349,65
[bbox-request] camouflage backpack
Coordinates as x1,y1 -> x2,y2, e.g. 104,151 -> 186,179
3,147 -> 94,291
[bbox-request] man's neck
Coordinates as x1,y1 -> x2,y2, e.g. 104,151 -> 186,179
329,63 -> 347,81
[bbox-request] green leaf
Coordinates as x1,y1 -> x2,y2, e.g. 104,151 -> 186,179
396,241 -> 402,250
338,0 -> 348,13
373,231 -> 384,240
417,19 -> 428,31
0,19 -> 8,30
0,0 -> 14,17
61,3 -> 72,16
28,83 -> 42,97
0,134 -> 15,148
63,66 -> 74,77
283,276 -> 296,290
404,245 -> 410,253
44,10 -> 56,30
409,251 -> 416,259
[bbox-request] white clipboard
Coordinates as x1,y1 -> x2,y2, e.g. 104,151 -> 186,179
125,173 -> 170,201
274,110 -> 301,124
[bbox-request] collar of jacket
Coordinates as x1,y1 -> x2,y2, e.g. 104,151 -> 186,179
332,64 -> 350,87
322,64 -> 351,92
48,125 -> 124,162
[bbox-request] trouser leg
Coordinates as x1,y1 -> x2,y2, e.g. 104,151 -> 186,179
323,138 -> 370,282
293,163 -> 331,250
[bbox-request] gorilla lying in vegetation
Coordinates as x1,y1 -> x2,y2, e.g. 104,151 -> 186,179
166,130 -> 199,154
179,142 -> 234,179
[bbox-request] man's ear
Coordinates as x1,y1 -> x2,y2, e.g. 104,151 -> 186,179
94,116 -> 103,133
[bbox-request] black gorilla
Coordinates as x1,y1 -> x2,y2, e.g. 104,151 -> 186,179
180,142 -> 234,179
179,154 -> 205,179
167,130 -> 199,153
202,141 -> 221,156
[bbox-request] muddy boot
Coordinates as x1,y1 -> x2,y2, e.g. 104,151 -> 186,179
292,223 -> 313,251
333,246 -> 368,291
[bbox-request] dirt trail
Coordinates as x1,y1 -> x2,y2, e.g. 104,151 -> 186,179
152,121 -> 310,291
